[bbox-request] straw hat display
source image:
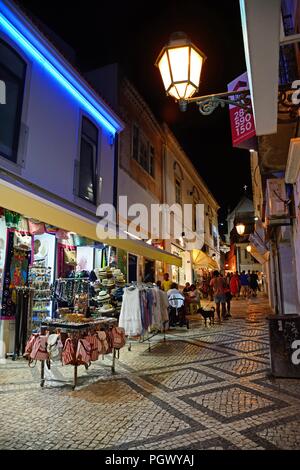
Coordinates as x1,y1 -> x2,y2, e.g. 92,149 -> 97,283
96,291 -> 111,302
99,303 -> 115,314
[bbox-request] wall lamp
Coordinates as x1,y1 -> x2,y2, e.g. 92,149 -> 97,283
155,32 -> 251,115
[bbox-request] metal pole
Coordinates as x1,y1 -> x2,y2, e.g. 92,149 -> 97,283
40,360 -> 45,388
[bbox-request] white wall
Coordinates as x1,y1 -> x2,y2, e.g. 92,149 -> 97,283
0,29 -> 116,213
292,174 -> 300,307
164,146 -> 218,255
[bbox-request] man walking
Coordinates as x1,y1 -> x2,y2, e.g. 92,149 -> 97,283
239,270 -> 249,298
210,271 -> 227,322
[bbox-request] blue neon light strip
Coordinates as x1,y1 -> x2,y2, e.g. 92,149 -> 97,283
0,6 -> 121,135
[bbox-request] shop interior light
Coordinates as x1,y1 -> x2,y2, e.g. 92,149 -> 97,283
0,8 -> 121,135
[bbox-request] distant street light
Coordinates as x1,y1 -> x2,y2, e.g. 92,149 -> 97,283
236,223 -> 246,236
156,32 -> 251,114
246,245 -> 252,253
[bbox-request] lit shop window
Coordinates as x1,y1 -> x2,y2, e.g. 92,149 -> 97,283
0,38 -> 26,163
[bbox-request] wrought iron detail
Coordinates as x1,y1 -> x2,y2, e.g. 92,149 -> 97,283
179,90 -> 252,115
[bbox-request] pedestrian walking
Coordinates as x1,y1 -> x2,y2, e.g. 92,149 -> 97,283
224,274 -> 232,317
239,270 -> 249,298
210,270 -> 227,322
230,272 -> 240,299
249,271 -> 259,297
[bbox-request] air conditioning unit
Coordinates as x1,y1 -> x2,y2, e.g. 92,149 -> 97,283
266,178 -> 289,219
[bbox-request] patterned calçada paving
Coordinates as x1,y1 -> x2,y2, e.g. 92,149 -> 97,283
0,296 -> 300,450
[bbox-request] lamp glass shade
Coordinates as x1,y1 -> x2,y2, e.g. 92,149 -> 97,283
236,223 -> 245,235
168,46 -> 189,82
156,33 -> 206,101
190,47 -> 203,87
158,51 -> 172,92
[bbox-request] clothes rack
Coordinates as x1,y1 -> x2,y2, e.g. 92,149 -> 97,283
119,284 -> 169,352
6,286 -> 34,360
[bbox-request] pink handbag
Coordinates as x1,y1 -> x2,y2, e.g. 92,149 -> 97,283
111,326 -> 126,349
56,229 -> 69,240
28,220 -> 45,235
76,338 -> 91,365
86,334 -> 99,362
24,334 -> 38,358
97,331 -> 109,355
30,335 -> 48,361
62,338 -> 76,365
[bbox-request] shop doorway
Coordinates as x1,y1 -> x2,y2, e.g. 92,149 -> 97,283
128,254 -> 137,283
144,259 -> 155,283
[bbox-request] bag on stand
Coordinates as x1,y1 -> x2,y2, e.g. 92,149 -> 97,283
111,326 -> 126,349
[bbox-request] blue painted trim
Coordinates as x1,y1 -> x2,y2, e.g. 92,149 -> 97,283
0,2 -> 122,135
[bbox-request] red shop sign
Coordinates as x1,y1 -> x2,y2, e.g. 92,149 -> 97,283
227,72 -> 256,147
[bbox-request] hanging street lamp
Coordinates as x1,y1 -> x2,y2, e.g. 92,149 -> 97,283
236,223 -> 246,236
155,32 -> 252,114
246,244 -> 252,253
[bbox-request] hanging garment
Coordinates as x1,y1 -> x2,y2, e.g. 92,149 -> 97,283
119,287 -> 143,336
159,290 -> 169,322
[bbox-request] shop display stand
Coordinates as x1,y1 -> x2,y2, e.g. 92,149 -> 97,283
29,261 -> 52,327
53,277 -> 90,317
127,323 -> 167,353
39,319 -> 118,390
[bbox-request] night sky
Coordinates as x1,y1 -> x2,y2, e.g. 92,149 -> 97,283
17,0 -> 252,225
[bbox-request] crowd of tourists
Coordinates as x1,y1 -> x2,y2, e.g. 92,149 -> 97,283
151,270 -> 264,326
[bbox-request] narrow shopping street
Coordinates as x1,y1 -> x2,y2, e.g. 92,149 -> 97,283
1,294 -> 300,451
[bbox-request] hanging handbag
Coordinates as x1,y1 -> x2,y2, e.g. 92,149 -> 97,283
97,330 -> 109,355
62,338 -> 76,365
76,338 -> 91,366
86,334 -> 99,362
30,335 -> 48,362
13,231 -> 32,251
56,229 -> 69,240
47,334 -> 62,361
28,219 -> 45,235
64,247 -> 76,265
111,326 -> 126,349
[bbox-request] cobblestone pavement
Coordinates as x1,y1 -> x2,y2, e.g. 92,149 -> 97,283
1,294 -> 300,450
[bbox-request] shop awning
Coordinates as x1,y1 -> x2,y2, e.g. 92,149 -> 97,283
0,178 -> 182,267
191,249 -> 219,270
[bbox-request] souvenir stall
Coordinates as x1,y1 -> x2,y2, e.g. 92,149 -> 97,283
26,317 -> 125,389
0,209 -> 128,360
